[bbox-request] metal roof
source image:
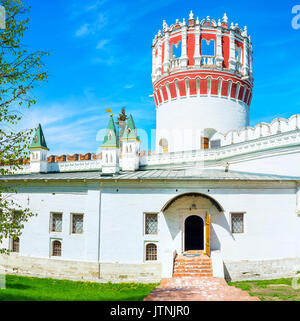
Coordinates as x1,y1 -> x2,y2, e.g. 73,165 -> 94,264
1,168 -> 300,182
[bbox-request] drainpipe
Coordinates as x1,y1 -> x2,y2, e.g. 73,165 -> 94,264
97,182 -> 103,278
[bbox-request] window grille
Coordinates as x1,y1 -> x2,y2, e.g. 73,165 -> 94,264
146,243 -> 157,261
51,213 -> 62,232
52,240 -> 61,256
72,214 -> 83,234
12,237 -> 19,253
145,214 -> 158,235
231,213 -> 244,233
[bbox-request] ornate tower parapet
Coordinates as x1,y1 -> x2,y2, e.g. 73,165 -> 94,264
29,124 -> 49,173
101,116 -> 120,174
152,12 -> 254,153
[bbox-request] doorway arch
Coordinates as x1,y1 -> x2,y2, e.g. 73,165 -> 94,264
184,215 -> 204,251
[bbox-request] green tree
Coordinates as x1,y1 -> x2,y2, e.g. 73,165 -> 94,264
0,0 -> 48,253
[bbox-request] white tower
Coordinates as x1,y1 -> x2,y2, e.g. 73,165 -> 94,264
29,124 -> 49,173
152,13 -> 253,153
101,115 -> 120,174
121,115 -> 140,171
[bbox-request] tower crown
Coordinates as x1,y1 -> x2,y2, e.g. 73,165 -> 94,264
152,12 -> 254,153
152,12 -> 253,108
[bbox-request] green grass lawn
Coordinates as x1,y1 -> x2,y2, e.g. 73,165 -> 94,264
0,274 -> 158,301
228,278 -> 300,301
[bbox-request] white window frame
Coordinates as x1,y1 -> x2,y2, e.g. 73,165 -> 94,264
50,212 -> 63,233
70,213 -> 84,235
143,212 -> 158,236
50,238 -> 63,258
230,212 -> 246,234
144,241 -> 158,262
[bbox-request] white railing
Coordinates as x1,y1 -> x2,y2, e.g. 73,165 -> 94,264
170,57 -> 181,70
201,55 -> 215,66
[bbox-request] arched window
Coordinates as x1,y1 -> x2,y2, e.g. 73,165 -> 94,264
146,243 -> 157,261
201,137 -> 209,149
159,138 -> 168,154
171,41 -> 181,58
129,145 -> 132,153
12,237 -> 19,253
105,154 -> 108,163
201,39 -> 215,56
52,240 -> 61,257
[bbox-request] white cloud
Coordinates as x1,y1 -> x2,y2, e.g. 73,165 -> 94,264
96,39 -> 110,49
75,23 -> 92,37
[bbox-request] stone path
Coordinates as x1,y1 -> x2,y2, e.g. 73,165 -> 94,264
144,277 -> 260,301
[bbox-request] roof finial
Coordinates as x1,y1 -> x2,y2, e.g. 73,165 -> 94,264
222,13 -> 228,23
163,20 -> 168,30
189,10 -> 194,20
217,19 -> 222,27
196,16 -> 199,24
182,18 -> 186,25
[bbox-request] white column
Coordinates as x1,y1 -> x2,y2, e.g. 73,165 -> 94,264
228,26 -> 236,71
194,25 -> 201,67
163,32 -> 170,74
151,44 -> 156,82
156,37 -> 162,75
215,26 -> 224,68
242,39 -> 249,76
180,24 -> 188,68
249,41 -> 253,79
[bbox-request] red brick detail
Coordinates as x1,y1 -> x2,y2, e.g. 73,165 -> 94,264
178,80 -> 186,97
200,78 -> 207,95
230,83 -> 237,99
189,79 -> 197,95
80,153 -> 91,161
156,90 -> 162,104
187,33 -> 195,66
222,35 -> 230,68
47,156 -> 56,163
221,80 -> 229,96
161,86 -> 168,102
211,78 -> 219,95
67,154 -> 79,162
238,86 -> 245,101
244,88 -> 250,104
56,155 -> 66,163
169,82 -> 177,99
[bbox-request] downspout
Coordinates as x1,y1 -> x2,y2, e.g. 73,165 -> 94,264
97,182 -> 103,278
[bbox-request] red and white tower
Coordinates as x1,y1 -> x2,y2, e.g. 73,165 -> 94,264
152,12 -> 253,153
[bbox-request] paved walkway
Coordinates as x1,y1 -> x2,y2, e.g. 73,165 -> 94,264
144,277 -> 260,301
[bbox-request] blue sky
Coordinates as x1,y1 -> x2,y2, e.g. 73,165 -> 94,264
20,0 -> 300,155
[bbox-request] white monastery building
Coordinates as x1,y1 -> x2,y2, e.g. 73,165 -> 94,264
1,11 -> 300,282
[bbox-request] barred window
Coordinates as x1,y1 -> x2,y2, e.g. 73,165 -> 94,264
146,243 -> 157,261
231,213 -> 244,233
72,214 -> 83,234
12,237 -> 19,253
52,240 -> 61,256
51,213 -> 62,232
210,139 -> 221,149
145,213 -> 158,235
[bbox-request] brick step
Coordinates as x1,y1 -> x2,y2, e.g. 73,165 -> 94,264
174,264 -> 212,269
173,273 -> 213,277
174,268 -> 212,273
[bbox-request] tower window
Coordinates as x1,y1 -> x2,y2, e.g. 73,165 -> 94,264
145,213 -> 158,235
159,138 -> 168,154
231,213 -> 245,234
201,39 -> 215,56
201,137 -> 209,149
145,243 -> 157,261
171,41 -> 181,58
52,240 -> 62,257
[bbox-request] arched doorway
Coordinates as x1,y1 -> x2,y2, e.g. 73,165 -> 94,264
184,215 -> 204,251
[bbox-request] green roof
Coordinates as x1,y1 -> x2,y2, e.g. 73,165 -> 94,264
29,124 -> 49,150
101,116 -> 119,148
121,114 -> 139,141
